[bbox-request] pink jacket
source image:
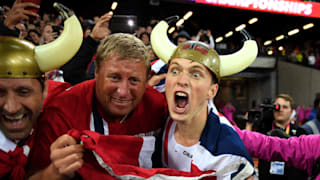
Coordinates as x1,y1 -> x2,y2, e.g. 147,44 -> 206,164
235,127 -> 320,179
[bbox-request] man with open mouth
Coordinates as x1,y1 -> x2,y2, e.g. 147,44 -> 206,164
160,41 -> 255,180
147,19 -> 259,179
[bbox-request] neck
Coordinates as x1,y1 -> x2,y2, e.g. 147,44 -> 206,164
174,103 -> 208,147
275,120 -> 290,129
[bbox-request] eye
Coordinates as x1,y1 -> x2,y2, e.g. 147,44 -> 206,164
192,72 -> 200,78
109,75 -> 120,81
0,89 -> 7,97
171,68 -> 179,75
129,77 -> 140,84
17,88 -> 32,97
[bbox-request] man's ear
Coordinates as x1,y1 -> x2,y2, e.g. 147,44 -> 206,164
94,66 -> 99,78
208,83 -> 219,99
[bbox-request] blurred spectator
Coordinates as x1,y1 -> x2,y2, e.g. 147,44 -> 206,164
41,23 -> 56,44
146,45 -> 157,62
27,29 -> 41,45
135,26 -> 146,38
302,111 -> 320,134
174,30 -> 190,45
308,51 -> 316,66
16,22 -> 27,39
306,93 -> 320,121
62,12 -> 112,85
82,19 -> 95,37
195,29 -> 215,49
0,0 -> 39,37
221,102 -> 236,125
139,31 -> 150,45
146,25 -> 152,34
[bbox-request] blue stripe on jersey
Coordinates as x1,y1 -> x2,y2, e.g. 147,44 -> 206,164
200,110 -> 254,166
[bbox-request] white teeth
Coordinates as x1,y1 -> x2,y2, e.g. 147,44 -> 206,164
176,92 -> 187,97
4,114 -> 24,120
113,98 -> 130,103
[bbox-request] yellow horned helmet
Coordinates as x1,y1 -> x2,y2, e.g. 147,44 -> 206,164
150,21 -> 258,79
0,2 -> 83,78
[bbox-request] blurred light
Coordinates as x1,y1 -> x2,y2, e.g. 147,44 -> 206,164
225,31 -> 233,38
235,24 -> 246,31
183,11 -> 193,20
248,17 -> 258,24
264,40 -> 272,46
275,35 -> 284,41
128,19 -> 134,26
215,36 -> 223,43
303,23 -> 314,30
288,28 -> 299,36
176,19 -> 184,27
267,50 -> 273,55
108,11 -> 114,15
263,40 -> 272,46
168,27 -> 175,34
278,46 -> 284,51
111,2 -> 118,10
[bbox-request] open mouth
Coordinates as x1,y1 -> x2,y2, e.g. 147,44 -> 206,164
2,113 -> 27,130
175,91 -> 189,111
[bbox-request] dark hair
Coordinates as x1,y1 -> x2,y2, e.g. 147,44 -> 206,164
28,29 -> 41,37
37,76 -> 46,91
209,70 -> 219,84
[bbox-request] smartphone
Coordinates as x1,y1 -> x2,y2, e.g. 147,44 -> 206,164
109,15 -> 138,34
52,25 -> 62,36
21,0 -> 41,14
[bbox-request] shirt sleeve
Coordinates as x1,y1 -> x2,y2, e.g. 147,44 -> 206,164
235,126 -> 320,175
28,107 -> 71,173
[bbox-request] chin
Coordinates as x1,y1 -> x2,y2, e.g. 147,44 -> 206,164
7,131 -> 29,141
170,112 -> 187,122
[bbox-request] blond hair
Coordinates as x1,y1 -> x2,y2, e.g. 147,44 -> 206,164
95,33 -> 150,74
274,93 -> 294,109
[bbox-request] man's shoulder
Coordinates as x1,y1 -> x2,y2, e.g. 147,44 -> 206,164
45,79 -> 95,111
291,123 -> 308,136
143,86 -> 167,104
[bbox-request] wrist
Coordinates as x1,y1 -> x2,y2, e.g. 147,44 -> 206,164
3,20 -> 15,30
42,164 -> 70,180
89,34 -> 100,42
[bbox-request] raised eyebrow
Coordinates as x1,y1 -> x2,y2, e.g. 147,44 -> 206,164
190,65 -> 207,72
169,62 -> 181,67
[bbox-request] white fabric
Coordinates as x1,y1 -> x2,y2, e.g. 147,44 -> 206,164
139,136 -> 156,169
90,112 -> 109,135
0,130 -> 16,153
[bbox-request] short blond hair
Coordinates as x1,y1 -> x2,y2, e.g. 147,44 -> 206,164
95,33 -> 150,74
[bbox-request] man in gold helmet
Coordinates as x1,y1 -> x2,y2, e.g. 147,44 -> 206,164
158,40 -> 255,179
0,2 -> 83,179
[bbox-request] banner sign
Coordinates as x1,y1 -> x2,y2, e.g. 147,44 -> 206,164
195,0 -> 320,18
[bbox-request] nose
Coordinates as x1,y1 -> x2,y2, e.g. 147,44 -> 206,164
116,80 -> 130,97
177,71 -> 189,87
3,93 -> 21,114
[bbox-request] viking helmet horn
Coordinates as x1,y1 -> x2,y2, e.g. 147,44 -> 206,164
34,2 -> 83,72
150,20 -> 258,78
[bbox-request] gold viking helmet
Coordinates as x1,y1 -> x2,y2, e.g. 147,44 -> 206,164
171,41 -> 221,80
0,2 -> 83,78
150,20 -> 258,79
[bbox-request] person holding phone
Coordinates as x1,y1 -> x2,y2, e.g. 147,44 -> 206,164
195,29 -> 215,49
0,0 -> 39,37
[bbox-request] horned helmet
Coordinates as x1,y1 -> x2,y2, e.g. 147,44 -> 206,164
0,2 -> 83,78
